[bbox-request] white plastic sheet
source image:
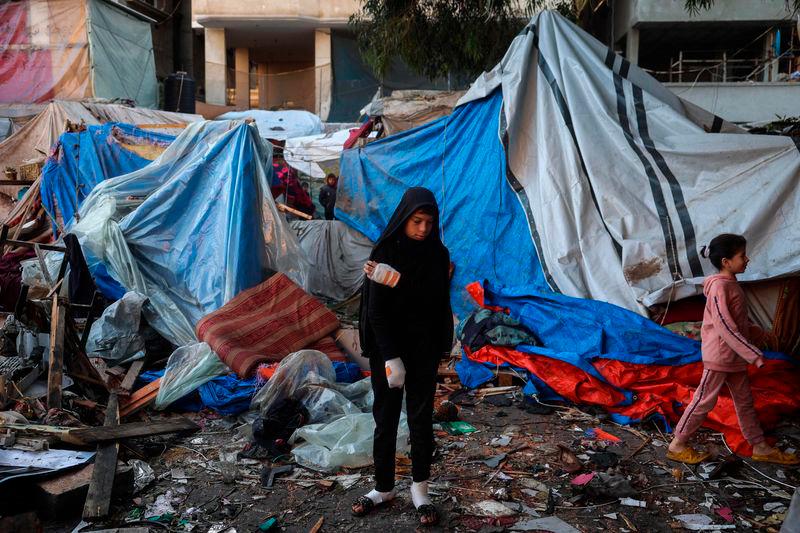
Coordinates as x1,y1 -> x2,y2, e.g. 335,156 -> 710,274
217,110 -> 323,141
290,220 -> 373,302
155,342 -> 227,409
284,128 -> 352,178
86,291 -> 148,364
251,350 -> 409,473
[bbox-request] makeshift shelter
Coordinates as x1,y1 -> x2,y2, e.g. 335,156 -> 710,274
360,90 -> 466,136
0,101 -> 200,196
337,10 -> 800,451
284,128 -> 353,179
0,0 -> 159,107
70,120 -> 305,347
216,110 -> 324,141
39,122 -> 175,234
340,10 -> 800,317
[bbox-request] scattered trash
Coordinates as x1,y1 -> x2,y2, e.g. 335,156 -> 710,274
585,427 -> 621,443
674,513 -> 737,531
557,445 -> 583,473
585,473 -> 636,499
484,453 -> 507,468
440,421 -> 477,435
603,513 -> 618,520
570,472 -> 595,486
619,497 -> 646,508
129,459 -> 155,494
764,501 -> 787,513
715,506 -> 734,523
510,516 -> 580,532
491,435 -> 512,447
467,500 -> 517,517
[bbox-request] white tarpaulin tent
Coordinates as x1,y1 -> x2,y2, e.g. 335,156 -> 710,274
217,110 -> 323,141
459,10 -> 800,313
284,128 -> 353,178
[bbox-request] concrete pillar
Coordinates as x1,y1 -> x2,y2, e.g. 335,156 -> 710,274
625,27 -> 640,65
235,47 -> 250,109
257,63 -> 268,109
314,29 -> 332,120
204,28 -> 226,105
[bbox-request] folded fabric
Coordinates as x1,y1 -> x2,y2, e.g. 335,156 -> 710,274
197,273 -> 340,377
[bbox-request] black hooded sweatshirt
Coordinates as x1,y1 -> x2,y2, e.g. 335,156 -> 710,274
358,187 -> 454,362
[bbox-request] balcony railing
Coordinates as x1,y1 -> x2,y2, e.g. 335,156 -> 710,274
645,49 -> 799,83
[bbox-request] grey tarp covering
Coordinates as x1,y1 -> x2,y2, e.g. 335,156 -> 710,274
86,291 -> 148,364
458,11 -> 800,312
87,0 -> 158,108
290,220 -> 372,302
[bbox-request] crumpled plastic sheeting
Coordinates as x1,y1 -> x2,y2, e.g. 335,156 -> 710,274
251,350 -> 337,415
20,252 -> 64,290
155,342 -> 228,410
69,120 -> 307,347
252,350 -> 409,472
290,411 -> 409,472
290,220 -> 373,302
217,109 -> 323,141
86,291 -> 148,364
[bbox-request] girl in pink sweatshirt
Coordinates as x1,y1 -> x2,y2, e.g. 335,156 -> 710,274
667,234 -> 799,465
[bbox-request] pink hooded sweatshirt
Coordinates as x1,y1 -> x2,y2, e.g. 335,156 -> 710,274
701,273 -> 765,372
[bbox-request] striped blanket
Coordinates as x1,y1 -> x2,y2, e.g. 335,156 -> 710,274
197,273 -> 341,377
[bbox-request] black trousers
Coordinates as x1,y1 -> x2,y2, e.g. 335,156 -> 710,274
370,355 -> 438,492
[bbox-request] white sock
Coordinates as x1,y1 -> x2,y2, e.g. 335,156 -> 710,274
366,488 -> 395,505
411,481 -> 432,509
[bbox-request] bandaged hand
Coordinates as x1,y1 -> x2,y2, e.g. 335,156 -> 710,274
365,261 -> 401,288
385,358 -> 406,389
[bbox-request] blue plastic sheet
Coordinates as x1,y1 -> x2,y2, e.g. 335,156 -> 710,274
332,361 -> 362,384
71,120 -> 306,346
337,90 -> 549,316
137,370 -> 257,416
40,123 -> 174,233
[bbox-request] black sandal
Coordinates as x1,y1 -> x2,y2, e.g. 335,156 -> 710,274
351,496 -> 376,517
417,504 -> 439,526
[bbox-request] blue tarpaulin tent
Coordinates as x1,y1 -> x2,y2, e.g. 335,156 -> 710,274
40,122 -> 174,233
338,89 -> 549,316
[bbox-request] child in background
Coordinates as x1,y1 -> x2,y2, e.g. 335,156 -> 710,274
667,233 -> 799,465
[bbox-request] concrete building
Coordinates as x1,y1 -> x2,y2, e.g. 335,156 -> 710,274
613,0 -> 800,123
190,0 -> 453,121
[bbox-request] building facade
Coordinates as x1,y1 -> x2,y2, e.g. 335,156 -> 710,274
613,0 -> 800,123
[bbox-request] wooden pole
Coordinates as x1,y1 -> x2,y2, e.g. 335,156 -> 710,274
47,297 -> 66,409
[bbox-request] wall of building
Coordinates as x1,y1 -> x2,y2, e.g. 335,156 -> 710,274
614,0 -> 794,42
192,0 -> 359,24
666,82 -> 800,123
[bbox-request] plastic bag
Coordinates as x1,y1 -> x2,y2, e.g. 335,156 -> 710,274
155,342 -> 228,409
86,291 -> 148,364
251,350 -> 337,414
20,251 -> 64,289
290,411 -> 409,472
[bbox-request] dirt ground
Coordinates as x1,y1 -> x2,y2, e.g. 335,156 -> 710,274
35,385 -> 800,533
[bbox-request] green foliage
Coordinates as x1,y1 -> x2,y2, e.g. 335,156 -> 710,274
349,0 -> 563,81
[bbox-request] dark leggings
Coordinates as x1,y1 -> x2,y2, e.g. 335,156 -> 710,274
369,355 -> 438,492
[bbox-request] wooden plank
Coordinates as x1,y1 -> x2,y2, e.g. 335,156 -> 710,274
47,297 -> 66,409
117,361 -> 144,395
118,378 -> 160,417
83,392 -> 119,519
71,417 -> 199,444
79,292 -> 103,350
276,202 -> 313,220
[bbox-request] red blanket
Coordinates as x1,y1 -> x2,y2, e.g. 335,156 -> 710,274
197,273 -> 340,377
